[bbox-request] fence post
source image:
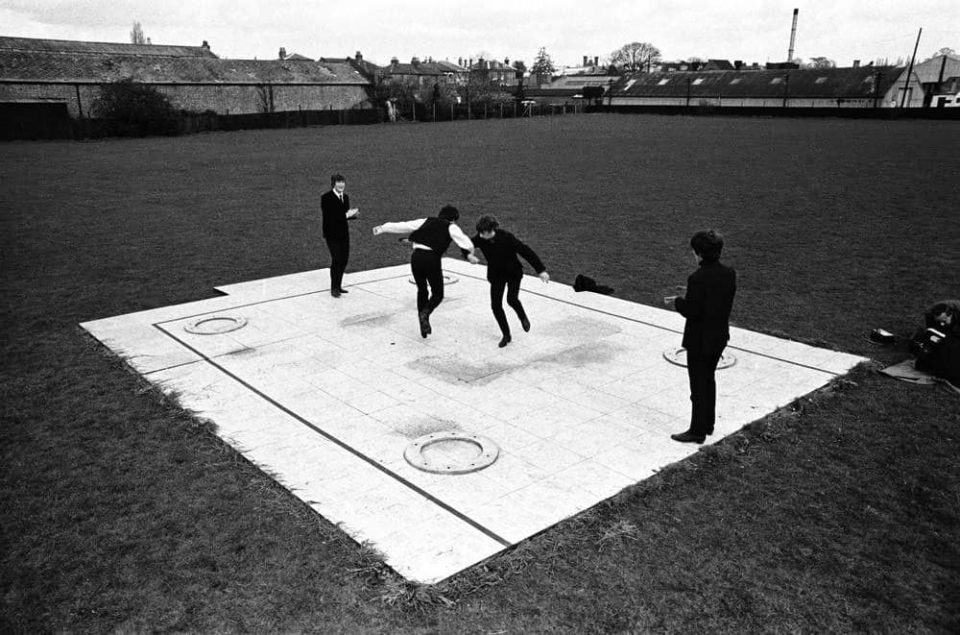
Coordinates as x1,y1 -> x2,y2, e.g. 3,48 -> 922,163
500,103 -> 503,118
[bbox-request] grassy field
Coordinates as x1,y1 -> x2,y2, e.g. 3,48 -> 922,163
2,114 -> 959,633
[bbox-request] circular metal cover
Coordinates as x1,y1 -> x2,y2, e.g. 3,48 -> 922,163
184,315 -> 248,335
404,431 -> 499,474
662,347 -> 736,369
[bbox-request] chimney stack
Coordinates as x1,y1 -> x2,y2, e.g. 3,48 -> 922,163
279,47 -> 286,60
853,59 -> 860,67
355,51 -> 362,61
787,8 -> 799,63
594,56 -> 599,66
583,55 -> 588,66
411,56 -> 420,66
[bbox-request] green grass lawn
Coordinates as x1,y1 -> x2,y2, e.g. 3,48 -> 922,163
2,114 -> 959,632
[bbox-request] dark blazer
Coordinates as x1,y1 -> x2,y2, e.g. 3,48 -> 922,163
675,260 -> 737,356
468,230 -> 546,282
320,190 -> 351,241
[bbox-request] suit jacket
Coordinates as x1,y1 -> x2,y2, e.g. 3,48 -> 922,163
321,190 -> 351,241
675,260 -> 737,356
467,230 -> 546,282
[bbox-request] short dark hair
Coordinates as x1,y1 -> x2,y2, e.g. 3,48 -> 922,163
690,229 -> 724,261
438,205 -> 459,222
330,173 -> 345,187
476,215 -> 499,233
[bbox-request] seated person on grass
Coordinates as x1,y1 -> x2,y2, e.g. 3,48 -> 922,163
910,300 -> 960,386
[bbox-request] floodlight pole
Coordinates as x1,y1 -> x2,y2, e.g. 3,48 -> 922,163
900,27 -> 922,108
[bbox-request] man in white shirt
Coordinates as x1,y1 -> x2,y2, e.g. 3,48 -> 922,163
373,205 -> 478,338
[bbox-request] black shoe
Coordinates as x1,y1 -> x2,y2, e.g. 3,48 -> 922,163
331,289 -> 341,298
670,431 -> 706,444
520,317 -> 531,332
498,334 -> 511,348
337,288 -> 349,294
418,310 -> 431,338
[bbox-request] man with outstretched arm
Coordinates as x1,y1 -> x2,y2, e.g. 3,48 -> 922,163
373,205 -> 478,338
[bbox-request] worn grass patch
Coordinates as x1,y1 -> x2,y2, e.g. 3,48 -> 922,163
2,114 -> 959,632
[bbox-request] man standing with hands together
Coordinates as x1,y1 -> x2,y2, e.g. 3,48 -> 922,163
321,173 -> 359,298
664,230 -> 737,444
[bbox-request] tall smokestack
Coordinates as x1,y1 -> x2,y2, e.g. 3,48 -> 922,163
787,8 -> 799,62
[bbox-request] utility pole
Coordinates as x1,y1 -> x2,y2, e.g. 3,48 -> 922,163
900,27 -> 922,108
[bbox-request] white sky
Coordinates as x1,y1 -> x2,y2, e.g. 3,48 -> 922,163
1,0 -> 957,67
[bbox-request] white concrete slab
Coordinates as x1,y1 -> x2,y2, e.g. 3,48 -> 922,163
81,259 -> 866,584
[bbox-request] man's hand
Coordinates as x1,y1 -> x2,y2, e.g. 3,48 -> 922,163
539,271 -> 550,284
663,295 -> 678,309
467,253 -> 480,265
346,208 -> 360,220
372,225 -> 383,236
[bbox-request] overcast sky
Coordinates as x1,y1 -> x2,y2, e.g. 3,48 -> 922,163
1,0 -> 957,67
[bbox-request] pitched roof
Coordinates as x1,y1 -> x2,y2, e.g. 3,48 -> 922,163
545,75 -> 619,89
383,61 -> 445,77
0,37 -> 369,85
703,59 -> 735,70
433,60 -> 467,73
912,54 -> 960,83
610,66 -> 905,99
0,35 -> 217,59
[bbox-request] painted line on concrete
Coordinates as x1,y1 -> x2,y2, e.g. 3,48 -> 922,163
150,320 -> 513,548
159,267 -> 847,378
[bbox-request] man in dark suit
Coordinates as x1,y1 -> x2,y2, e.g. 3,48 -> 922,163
320,173 -> 359,298
665,230 -> 737,444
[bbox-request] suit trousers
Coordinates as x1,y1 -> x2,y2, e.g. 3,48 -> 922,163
410,249 -> 444,314
686,348 -> 723,435
325,237 -> 349,291
490,276 -> 526,337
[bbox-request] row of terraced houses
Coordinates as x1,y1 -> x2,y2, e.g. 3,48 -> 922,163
1,35 -> 959,130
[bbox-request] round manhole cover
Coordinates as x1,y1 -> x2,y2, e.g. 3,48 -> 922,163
404,431 -> 499,474
409,274 -> 459,285
184,315 -> 248,335
662,347 -> 736,369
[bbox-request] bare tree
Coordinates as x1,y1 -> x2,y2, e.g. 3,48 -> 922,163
806,56 -> 836,69
130,21 -> 150,45
928,47 -> 957,60
609,42 -> 661,73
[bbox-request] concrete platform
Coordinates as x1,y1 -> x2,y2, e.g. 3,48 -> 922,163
80,259 -> 866,584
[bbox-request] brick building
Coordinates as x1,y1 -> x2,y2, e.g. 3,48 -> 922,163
0,36 -> 372,118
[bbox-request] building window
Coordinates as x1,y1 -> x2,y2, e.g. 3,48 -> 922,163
692,78 -> 705,85
658,78 -> 670,86
815,77 -> 828,84
770,77 -> 783,84
625,79 -> 637,90
729,78 -> 742,84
